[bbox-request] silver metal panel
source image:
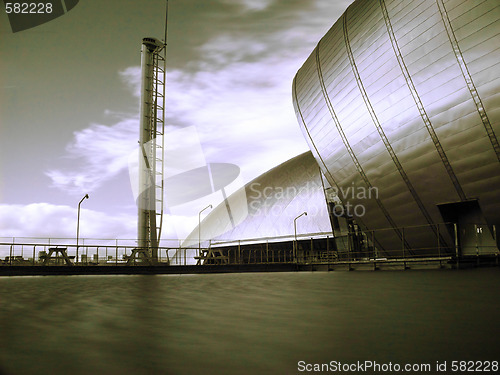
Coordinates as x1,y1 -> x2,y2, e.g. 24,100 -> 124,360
293,0 -> 500,253
182,152 -> 333,245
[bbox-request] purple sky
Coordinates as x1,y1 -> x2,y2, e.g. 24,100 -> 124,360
0,0 -> 351,243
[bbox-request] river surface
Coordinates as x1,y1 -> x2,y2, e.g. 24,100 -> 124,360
0,269 -> 499,375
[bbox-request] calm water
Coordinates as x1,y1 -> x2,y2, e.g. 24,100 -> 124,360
0,269 -> 499,375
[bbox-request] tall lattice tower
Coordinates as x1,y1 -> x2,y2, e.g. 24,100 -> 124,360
137,36 -> 166,262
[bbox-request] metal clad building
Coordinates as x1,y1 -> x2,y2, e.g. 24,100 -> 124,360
293,0 -> 500,254
182,151 -> 333,246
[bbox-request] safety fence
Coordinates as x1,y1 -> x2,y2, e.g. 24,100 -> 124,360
0,222 -> 498,266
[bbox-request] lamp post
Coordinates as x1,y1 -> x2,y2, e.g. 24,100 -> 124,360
76,194 -> 89,264
198,204 -> 212,261
294,212 -> 307,263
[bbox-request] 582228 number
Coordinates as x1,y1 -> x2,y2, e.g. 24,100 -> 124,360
5,3 -> 53,14
451,361 -> 499,372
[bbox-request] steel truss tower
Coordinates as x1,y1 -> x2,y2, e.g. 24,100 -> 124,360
136,37 -> 166,263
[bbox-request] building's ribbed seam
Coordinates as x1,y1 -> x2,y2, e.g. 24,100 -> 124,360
380,0 -> 467,201
343,8 -> 439,251
437,0 -> 500,162
315,41 -> 400,253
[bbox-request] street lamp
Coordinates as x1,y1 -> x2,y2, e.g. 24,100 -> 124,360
198,204 -> 213,261
294,212 -> 307,262
76,194 -> 89,264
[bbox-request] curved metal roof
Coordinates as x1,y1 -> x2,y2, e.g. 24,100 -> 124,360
182,151 -> 333,248
293,0 -> 500,252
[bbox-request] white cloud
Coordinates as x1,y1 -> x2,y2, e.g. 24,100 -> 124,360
41,1 -> 349,238
119,66 -> 141,98
0,203 -> 224,250
161,52 -> 311,181
45,117 -> 138,194
0,203 -> 136,241
220,0 -> 274,12
2,0 -> 356,245
44,0 -> 350,196
46,51 -> 309,198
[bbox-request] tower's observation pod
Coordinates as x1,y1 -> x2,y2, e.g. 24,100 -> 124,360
137,36 -> 166,262
142,37 -> 163,52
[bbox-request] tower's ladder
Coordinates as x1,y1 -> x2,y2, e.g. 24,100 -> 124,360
150,44 -> 166,250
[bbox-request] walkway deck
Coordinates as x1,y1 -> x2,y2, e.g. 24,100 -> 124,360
1,255 -> 498,276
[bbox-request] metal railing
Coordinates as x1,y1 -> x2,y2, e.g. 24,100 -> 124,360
0,222 -> 498,267
0,241 -> 201,266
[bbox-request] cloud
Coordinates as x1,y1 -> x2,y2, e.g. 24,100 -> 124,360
45,116 -> 138,194
162,49 -> 312,180
220,0 -> 275,12
46,51 -> 309,197
119,66 -> 141,98
0,203 -> 136,241
0,202 -> 223,248
1,0 -> 355,245
41,0 -> 351,236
